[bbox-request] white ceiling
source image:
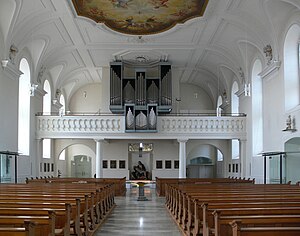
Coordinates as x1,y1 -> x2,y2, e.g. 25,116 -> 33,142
1,0 -> 300,102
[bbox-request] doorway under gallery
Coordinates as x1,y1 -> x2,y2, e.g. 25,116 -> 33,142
57,144 -> 95,178
128,143 -> 153,180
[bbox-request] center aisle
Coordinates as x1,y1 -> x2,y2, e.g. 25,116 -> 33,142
94,186 -> 182,236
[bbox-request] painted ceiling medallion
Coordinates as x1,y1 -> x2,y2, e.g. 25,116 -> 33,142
72,0 -> 209,35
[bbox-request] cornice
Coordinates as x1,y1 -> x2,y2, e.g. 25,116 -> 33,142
1,60 -> 23,81
259,60 -> 281,80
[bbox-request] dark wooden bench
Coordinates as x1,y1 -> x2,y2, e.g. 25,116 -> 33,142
230,219 -> 300,236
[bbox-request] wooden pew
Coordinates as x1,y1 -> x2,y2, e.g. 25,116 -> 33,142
213,208 -> 300,236
0,220 -> 45,236
0,180 -> 116,236
164,182 -> 300,236
230,219 -> 300,236
156,177 -> 255,197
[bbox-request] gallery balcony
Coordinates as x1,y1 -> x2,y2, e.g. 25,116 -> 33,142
35,112 -> 247,140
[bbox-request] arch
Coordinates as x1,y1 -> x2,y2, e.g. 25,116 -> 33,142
284,23 -> 300,111
187,144 -> 220,165
57,143 -> 95,178
284,138 -> 300,184
187,144 -> 224,178
18,58 -> 31,155
252,59 -> 263,156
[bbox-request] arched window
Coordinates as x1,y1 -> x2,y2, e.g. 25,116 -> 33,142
217,149 -> 223,161
217,95 -> 223,116
43,80 -> 51,159
59,94 -> 65,115
59,149 -> 66,161
284,24 -> 300,111
18,58 -> 31,155
231,81 -> 239,114
231,81 -> 239,159
252,59 -> 263,155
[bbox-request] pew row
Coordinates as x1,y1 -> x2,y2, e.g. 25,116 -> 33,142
0,180 -> 116,236
163,180 -> 300,236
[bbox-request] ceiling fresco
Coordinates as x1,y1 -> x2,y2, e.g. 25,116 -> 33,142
71,0 -> 209,35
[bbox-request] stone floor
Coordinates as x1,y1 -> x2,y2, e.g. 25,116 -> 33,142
94,186 -> 182,236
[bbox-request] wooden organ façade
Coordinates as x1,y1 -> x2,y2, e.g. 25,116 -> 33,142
110,61 -> 172,132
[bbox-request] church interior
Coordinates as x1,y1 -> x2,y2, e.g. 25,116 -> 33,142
1,0 -> 300,235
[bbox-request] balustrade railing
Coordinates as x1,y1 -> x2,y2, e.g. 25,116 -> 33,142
36,113 -> 246,139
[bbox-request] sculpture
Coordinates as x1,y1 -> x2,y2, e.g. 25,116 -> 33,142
263,44 -> 273,65
286,115 -> 292,130
131,161 -> 149,180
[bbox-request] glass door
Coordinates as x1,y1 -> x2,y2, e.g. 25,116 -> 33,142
0,154 -> 12,183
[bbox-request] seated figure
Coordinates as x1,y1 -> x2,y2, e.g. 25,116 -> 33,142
131,161 -> 149,180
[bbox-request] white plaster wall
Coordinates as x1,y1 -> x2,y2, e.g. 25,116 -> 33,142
69,83 -> 102,113
100,67 -> 111,113
102,140 -> 130,179
0,69 -> 18,151
179,83 -> 213,112
263,72 -> 285,152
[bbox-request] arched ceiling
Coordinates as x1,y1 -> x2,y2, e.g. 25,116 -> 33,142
2,0 -> 299,101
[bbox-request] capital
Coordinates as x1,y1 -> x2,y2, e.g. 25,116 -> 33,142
177,138 -> 188,143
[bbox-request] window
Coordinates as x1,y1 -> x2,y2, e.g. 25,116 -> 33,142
18,58 -> 31,155
217,149 -> 223,161
231,82 -> 240,160
216,95 -> 223,116
252,59 -> 263,156
43,80 -> 51,159
59,150 -> 66,161
284,24 -> 300,111
59,94 -> 65,115
235,164 -> 239,173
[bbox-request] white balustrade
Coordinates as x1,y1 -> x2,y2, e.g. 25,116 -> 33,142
36,115 -> 246,139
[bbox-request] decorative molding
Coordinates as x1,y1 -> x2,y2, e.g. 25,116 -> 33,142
32,86 -> 47,98
258,60 -> 281,80
1,60 -> 23,81
235,88 -> 245,98
52,99 -> 63,111
71,0 -> 209,35
220,102 -> 230,111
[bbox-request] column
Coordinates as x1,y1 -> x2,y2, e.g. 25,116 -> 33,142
239,139 -> 247,178
36,138 -> 43,178
178,139 -> 188,178
95,139 -> 104,178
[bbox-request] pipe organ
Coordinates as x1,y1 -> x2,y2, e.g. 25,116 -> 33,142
110,61 -> 172,132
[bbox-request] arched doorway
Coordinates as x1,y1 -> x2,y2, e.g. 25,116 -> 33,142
284,138 -> 300,184
187,144 -> 223,178
57,144 -> 95,178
